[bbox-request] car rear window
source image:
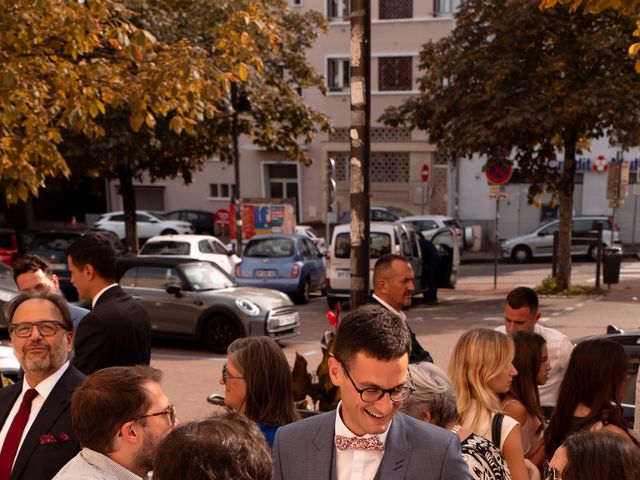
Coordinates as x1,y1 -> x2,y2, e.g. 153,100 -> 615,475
334,232 -> 392,259
245,238 -> 294,258
30,234 -> 80,251
140,241 -> 191,255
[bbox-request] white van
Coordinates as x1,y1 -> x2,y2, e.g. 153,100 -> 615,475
325,222 -> 459,308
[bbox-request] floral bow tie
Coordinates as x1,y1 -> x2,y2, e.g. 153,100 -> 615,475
335,434 -> 384,451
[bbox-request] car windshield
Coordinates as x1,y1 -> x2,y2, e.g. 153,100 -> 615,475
384,206 -> 412,218
334,232 -> 391,259
180,263 -> 235,291
140,241 -> 191,256
244,238 -> 295,258
30,234 -> 80,251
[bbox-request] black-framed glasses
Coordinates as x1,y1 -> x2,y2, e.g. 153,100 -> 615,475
131,404 -> 176,426
221,363 -> 244,384
336,357 -> 414,403
9,321 -> 69,338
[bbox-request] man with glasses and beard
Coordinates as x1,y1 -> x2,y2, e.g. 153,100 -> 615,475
54,365 -> 176,480
272,304 -> 469,480
0,291 -> 85,480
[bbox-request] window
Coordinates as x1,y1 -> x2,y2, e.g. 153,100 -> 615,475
380,0 -> 412,19
434,0 -> 462,15
327,0 -> 350,20
209,183 -> 232,199
327,58 -> 350,92
291,0 -> 302,5
379,57 -> 412,91
140,241 -> 191,256
198,240 -> 215,254
136,266 -> 181,290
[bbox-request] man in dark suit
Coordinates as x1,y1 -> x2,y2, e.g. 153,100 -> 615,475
371,254 -> 433,363
0,291 -> 85,480
273,304 -> 469,480
65,233 -> 151,375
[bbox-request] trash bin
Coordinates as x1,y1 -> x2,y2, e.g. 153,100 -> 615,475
602,248 -> 622,284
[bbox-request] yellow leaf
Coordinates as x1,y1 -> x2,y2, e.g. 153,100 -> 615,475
17,184 -> 28,202
145,112 -> 156,129
89,103 -> 98,118
169,115 -> 184,134
96,100 -> 106,115
238,64 -> 249,81
130,114 -> 144,132
629,43 -> 640,56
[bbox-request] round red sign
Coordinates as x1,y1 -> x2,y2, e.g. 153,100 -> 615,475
485,163 -> 513,185
214,209 -> 230,227
421,164 -> 430,182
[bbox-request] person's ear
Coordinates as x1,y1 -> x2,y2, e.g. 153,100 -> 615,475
84,264 -> 96,280
328,356 -> 341,386
118,421 -> 138,443
421,407 -> 433,423
535,310 -> 541,322
51,274 -> 60,289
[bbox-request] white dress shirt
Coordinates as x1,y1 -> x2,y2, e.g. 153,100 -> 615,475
371,294 -> 406,321
334,401 -> 391,480
91,283 -> 119,308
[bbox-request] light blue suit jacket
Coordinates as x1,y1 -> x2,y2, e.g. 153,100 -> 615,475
273,410 -> 470,480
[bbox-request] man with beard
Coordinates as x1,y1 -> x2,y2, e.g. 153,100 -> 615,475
54,365 -> 175,480
0,291 -> 85,480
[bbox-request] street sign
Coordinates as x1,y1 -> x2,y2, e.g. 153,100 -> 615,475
606,162 -> 629,204
485,162 -> 513,185
214,209 -> 230,227
488,185 -> 508,200
421,164 -> 430,182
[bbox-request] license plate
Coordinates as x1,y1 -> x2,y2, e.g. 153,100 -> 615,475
336,270 -> 350,279
51,263 -> 67,270
255,269 -> 277,278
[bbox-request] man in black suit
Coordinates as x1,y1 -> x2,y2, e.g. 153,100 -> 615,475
65,233 -> 151,375
372,254 -> 433,364
0,292 -> 85,480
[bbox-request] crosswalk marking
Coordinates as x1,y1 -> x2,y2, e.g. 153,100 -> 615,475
620,263 -> 640,279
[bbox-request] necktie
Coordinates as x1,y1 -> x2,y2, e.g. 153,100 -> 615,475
0,389 -> 38,480
335,434 -> 384,451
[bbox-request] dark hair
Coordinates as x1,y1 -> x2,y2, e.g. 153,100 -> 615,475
506,286 -> 539,312
71,365 -> 162,454
65,233 -> 116,281
12,254 -> 53,282
227,337 -> 299,427
544,339 -> 630,456
561,430 -> 640,480
333,304 -> 411,366
6,291 -> 73,331
153,409 -> 273,480
373,254 -> 409,284
507,331 -> 546,430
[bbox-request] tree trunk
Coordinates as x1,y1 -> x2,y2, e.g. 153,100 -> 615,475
118,165 -> 139,254
555,132 -> 577,291
349,0 -> 371,309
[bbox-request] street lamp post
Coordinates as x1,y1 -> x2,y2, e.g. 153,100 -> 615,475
231,83 -> 251,256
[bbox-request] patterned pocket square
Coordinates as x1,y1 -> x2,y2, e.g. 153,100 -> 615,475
39,434 -> 57,445
58,432 -> 71,442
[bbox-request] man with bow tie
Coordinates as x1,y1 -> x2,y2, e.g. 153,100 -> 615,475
272,304 -> 469,480
0,292 -> 85,480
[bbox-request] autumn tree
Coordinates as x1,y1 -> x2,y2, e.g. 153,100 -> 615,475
381,0 -> 640,290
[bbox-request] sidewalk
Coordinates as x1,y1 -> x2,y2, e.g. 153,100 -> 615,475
461,246 -> 640,264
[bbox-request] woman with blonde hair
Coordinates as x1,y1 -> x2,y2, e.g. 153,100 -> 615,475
449,328 -> 538,480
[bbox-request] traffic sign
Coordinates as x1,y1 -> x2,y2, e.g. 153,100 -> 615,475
421,164 -> 430,182
214,209 -> 230,227
488,185 -> 508,200
485,162 -> 513,185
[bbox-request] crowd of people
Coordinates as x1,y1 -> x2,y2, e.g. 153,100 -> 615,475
0,235 -> 638,479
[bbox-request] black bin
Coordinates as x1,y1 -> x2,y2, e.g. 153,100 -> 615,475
602,248 -> 622,284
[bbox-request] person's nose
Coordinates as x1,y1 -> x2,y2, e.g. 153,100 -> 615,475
219,374 -> 225,386
510,364 -> 518,377
375,393 -> 395,415
28,325 -> 43,341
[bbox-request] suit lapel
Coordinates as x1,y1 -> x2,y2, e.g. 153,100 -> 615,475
376,414 -> 410,479
309,411 -> 337,480
0,383 -> 21,427
10,366 -> 80,480
93,284 -> 122,308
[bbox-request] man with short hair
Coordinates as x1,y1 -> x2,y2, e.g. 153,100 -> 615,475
273,304 -> 469,480
65,233 -> 151,375
54,365 -> 175,480
0,292 -> 85,480
497,286 -> 573,409
372,254 -> 433,363
12,254 -> 88,330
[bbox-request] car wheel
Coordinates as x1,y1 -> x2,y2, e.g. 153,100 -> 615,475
202,316 -> 243,353
294,278 -> 311,305
511,245 -> 532,263
160,229 -> 178,235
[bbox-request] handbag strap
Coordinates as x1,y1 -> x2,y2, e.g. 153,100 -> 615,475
491,413 -> 505,448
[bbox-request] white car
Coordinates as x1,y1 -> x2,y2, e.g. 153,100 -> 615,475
94,211 -> 193,240
139,234 -> 240,274
295,225 -> 326,253
399,215 -> 470,250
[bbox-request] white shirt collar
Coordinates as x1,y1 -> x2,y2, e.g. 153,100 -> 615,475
372,294 -> 406,321
334,400 -> 392,445
24,360 -> 70,394
92,283 -> 119,308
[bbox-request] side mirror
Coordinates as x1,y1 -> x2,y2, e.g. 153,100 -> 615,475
165,284 -> 182,297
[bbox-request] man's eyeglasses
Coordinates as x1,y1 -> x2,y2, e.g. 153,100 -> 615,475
131,404 -> 176,426
9,321 -> 69,338
221,363 -> 244,384
336,357 -> 414,403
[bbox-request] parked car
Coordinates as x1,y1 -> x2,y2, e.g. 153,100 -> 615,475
234,234 -> 326,304
399,215 -> 472,250
116,256 -> 300,353
325,222 -> 459,308
139,234 -> 239,275
163,209 -> 214,235
337,205 -> 413,224
94,210 -> 193,241
0,229 -> 22,267
501,215 -> 621,263
295,225 -> 326,253
0,262 -> 19,329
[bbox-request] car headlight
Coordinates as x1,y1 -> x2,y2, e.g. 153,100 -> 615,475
235,298 -> 261,316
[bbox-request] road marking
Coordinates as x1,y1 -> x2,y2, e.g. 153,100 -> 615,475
564,307 -> 574,312
551,312 -> 560,317
483,317 -> 502,321
539,316 -> 551,323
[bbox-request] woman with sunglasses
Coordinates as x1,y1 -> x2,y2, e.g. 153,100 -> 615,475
545,430 -> 640,480
544,338 -> 637,459
450,329 -> 540,480
502,331 -> 550,472
220,336 -> 299,447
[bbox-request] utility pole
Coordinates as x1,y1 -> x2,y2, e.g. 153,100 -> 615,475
231,83 -> 251,256
349,0 -> 371,309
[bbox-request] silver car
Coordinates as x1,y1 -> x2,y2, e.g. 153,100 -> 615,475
116,257 -> 300,353
501,216 -> 621,263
